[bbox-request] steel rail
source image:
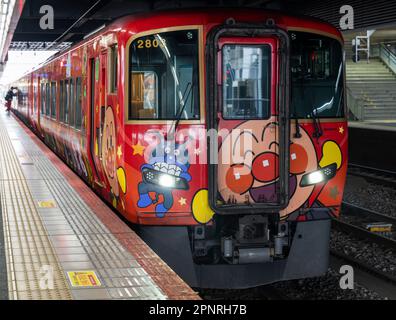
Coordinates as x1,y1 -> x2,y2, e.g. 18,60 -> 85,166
330,250 -> 396,285
332,218 -> 396,250
348,163 -> 396,187
342,201 -> 396,225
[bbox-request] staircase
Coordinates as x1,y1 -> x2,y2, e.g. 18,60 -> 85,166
346,58 -> 396,121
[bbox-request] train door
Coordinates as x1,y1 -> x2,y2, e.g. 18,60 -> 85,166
37,76 -> 43,135
207,31 -> 290,214
33,75 -> 38,125
89,52 -> 109,187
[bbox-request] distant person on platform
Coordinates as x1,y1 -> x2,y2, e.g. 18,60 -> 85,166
4,87 -> 15,113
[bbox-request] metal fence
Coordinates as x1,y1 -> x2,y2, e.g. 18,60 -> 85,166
379,44 -> 396,74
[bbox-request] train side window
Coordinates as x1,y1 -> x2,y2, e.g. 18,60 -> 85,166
40,83 -> 45,115
45,83 -> 50,116
64,79 -> 70,124
69,78 -> 75,127
60,80 -> 65,122
75,77 -> 82,130
33,82 -> 37,114
131,72 -> 158,119
109,44 -> 118,93
51,82 -> 56,119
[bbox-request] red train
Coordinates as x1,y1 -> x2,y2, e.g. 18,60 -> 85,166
11,8 -> 348,288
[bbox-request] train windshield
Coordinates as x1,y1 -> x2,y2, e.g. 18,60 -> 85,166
129,29 -> 200,120
290,31 -> 344,118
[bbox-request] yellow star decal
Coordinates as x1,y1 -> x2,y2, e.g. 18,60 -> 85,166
132,142 -> 145,156
178,197 -> 187,206
339,126 -> 345,134
117,145 -> 122,160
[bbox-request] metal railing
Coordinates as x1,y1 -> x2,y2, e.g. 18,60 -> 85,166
379,43 -> 396,74
347,86 -> 365,121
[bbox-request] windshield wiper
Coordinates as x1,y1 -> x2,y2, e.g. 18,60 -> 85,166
168,82 -> 194,138
311,109 -> 323,139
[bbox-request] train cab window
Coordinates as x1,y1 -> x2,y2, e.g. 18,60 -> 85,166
109,44 -> 118,93
50,82 -> 56,118
290,31 -> 344,118
69,78 -> 75,127
75,77 -> 82,130
129,29 -> 200,120
222,45 -> 271,119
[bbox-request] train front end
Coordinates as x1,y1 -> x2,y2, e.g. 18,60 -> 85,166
122,12 -> 348,288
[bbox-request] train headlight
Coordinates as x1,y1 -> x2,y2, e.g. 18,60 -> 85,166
142,168 -> 189,190
159,174 -> 176,188
305,171 -> 324,185
300,163 -> 337,187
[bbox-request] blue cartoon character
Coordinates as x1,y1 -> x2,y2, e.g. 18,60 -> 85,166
137,133 -> 191,217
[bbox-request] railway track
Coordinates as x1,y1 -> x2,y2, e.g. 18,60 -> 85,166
330,201 -> 396,298
330,248 -> 396,286
334,201 -> 396,249
348,163 -> 396,188
329,252 -> 396,299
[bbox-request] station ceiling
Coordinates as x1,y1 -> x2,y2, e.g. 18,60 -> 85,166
11,0 -> 309,45
9,0 -> 396,48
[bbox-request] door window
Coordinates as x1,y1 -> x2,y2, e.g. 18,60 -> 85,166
222,45 -> 271,119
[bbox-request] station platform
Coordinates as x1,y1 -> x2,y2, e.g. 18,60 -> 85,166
0,111 -> 199,300
349,120 -> 396,132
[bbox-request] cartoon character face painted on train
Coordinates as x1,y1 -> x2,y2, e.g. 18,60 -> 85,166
218,116 -> 341,219
102,106 -> 119,197
137,132 -> 192,217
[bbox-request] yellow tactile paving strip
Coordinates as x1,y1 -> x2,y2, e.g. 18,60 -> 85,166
0,120 -> 72,300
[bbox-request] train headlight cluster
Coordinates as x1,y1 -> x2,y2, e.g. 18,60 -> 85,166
143,168 -> 189,190
300,163 -> 337,187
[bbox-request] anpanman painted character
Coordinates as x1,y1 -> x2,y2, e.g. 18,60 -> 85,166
217,116 -> 342,219
101,106 -> 126,205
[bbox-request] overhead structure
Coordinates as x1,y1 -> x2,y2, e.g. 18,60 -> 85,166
8,41 -> 72,51
288,0 -> 396,31
11,0 -> 280,46
3,0 -> 396,68
0,0 -> 25,65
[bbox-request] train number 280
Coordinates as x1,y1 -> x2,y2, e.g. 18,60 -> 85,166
137,39 -> 161,49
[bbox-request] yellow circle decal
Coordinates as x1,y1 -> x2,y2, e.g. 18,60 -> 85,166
117,167 -> 127,194
192,189 -> 215,224
319,141 -> 342,169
